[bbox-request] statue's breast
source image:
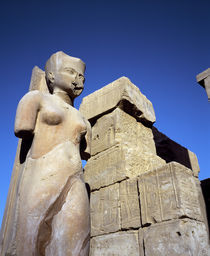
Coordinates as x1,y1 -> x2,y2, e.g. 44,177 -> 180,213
40,105 -> 64,125
66,107 -> 87,143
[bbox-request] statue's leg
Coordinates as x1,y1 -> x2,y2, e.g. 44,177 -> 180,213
45,177 -> 90,256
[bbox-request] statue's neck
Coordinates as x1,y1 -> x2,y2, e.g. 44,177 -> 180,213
53,89 -> 74,106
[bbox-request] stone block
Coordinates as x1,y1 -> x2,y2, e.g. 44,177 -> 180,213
84,146 -> 126,190
119,178 -> 141,229
152,126 -> 200,177
138,162 -> 204,226
91,108 -> 156,156
90,179 -> 141,237
90,183 -> 120,236
85,145 -> 165,190
79,76 -> 156,124
196,68 -> 210,86
142,219 -> 210,256
196,68 -> 210,100
90,231 -> 140,256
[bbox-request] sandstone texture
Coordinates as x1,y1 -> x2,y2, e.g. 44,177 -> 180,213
119,178 -> 141,229
84,108 -> 165,190
90,178 -> 141,236
80,75 -> 209,256
138,162 -> 204,226
142,219 -> 210,256
80,76 -> 156,124
90,231 -> 140,256
90,183 -> 120,236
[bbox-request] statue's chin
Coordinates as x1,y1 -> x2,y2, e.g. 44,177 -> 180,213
73,89 -> 83,97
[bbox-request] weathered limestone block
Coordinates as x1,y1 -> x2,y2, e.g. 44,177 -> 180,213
152,126 -> 200,177
138,162 -> 204,226
196,68 -> 210,100
85,108 -> 165,190
141,219 -> 210,256
84,108 -> 165,190
119,178 -> 140,229
90,231 -> 140,256
90,179 -> 141,236
85,146 -> 126,190
85,145 -> 165,190
80,76 -> 156,124
90,183 -> 120,236
91,108 -> 156,156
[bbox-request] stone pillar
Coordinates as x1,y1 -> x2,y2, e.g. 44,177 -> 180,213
196,68 -> 210,101
80,77 -> 210,255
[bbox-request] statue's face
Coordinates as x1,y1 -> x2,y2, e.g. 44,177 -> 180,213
52,61 -> 85,98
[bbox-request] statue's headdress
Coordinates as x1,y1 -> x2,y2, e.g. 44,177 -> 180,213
45,51 -> 86,75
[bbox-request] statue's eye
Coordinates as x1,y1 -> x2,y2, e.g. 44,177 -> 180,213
79,74 -> 85,82
65,68 -> 75,74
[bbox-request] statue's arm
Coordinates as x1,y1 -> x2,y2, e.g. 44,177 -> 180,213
80,119 -> 92,161
14,90 -> 41,138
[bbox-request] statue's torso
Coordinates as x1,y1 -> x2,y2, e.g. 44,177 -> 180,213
30,93 -> 87,161
17,92 -> 88,217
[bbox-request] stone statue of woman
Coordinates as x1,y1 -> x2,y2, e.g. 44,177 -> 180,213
5,51 -> 91,255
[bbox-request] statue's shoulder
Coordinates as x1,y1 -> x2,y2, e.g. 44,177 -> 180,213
19,90 -> 44,105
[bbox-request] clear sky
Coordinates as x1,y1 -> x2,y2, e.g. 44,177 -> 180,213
0,0 -> 209,227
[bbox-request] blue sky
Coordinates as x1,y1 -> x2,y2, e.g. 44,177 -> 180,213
0,0 -> 209,226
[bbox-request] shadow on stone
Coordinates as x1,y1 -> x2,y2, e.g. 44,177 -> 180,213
152,126 -> 192,169
85,183 -> 91,201
201,178 -> 210,236
19,136 -> 33,164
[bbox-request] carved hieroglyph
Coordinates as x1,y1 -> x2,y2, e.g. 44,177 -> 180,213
0,52 -> 91,256
84,108 -> 165,190
90,178 -> 140,237
138,162 -> 204,226
79,76 -> 209,255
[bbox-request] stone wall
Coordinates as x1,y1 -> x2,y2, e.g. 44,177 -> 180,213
80,77 -> 210,256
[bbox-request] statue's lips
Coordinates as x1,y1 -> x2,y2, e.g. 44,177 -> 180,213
74,87 -> 83,90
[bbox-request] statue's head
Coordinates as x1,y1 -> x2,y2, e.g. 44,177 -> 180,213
45,51 -> 86,98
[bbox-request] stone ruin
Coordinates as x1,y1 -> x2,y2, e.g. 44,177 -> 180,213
0,56 -> 209,255
79,77 -> 210,255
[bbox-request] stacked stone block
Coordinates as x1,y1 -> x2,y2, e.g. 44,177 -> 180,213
80,77 -> 210,255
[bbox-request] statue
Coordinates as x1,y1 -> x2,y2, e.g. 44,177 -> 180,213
1,51 -> 91,256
